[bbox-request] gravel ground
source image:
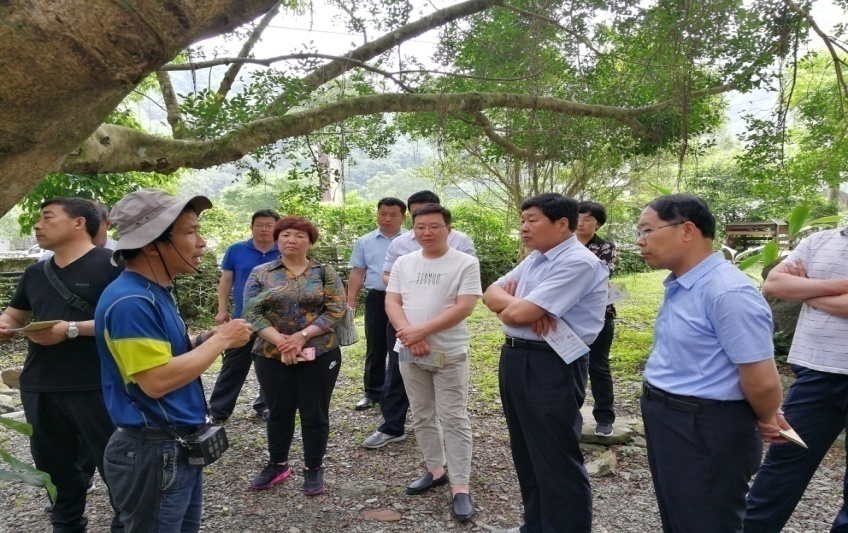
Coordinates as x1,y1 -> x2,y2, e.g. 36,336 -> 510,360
0,354 -> 844,532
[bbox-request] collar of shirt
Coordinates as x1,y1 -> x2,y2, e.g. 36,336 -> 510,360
269,256 -> 319,274
663,251 -> 724,290
528,235 -> 578,265
376,228 -> 406,240
245,238 -> 278,253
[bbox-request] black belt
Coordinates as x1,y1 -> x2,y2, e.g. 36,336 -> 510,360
504,336 -> 557,354
118,426 -> 201,440
367,289 -> 387,295
641,383 -> 726,414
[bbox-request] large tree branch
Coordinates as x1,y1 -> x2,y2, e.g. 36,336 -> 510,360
262,0 -> 505,115
62,91 -> 673,174
155,71 -> 188,139
217,0 -> 283,98
0,0 -> 280,216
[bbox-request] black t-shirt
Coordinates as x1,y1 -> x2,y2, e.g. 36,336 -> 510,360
9,247 -> 122,392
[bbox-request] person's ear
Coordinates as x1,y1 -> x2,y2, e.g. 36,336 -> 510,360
681,221 -> 700,242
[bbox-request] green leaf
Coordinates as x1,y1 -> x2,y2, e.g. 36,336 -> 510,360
737,252 -> 764,271
807,215 -> 842,226
762,240 -> 780,266
787,206 -> 811,238
0,452 -> 57,500
0,415 -> 32,436
646,181 -> 672,195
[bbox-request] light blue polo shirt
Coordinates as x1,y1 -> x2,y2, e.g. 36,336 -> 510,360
643,252 -> 775,400
349,228 -> 407,290
495,236 -> 609,345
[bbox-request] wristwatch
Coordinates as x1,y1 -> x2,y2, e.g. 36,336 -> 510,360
66,321 -> 79,339
301,330 -> 309,339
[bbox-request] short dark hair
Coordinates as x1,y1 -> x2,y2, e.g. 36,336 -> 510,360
521,193 -> 578,231
578,201 -> 607,227
273,215 -> 319,243
377,197 -> 407,214
41,198 -> 101,239
647,194 -> 716,239
412,203 -> 452,225
251,209 -> 281,225
407,190 -> 440,206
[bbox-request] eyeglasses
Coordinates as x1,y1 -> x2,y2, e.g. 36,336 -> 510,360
253,224 -> 275,229
414,224 -> 447,232
635,222 -> 683,240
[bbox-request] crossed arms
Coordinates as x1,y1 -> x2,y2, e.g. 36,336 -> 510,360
763,260 -> 848,318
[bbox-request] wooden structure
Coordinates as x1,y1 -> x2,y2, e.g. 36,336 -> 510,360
723,219 -> 789,252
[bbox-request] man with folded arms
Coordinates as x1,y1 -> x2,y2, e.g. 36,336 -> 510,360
385,203 -> 482,522
483,193 -> 608,533
636,194 -> 782,533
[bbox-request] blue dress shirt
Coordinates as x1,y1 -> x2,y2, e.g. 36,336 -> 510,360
643,252 -> 775,400
495,236 -> 609,345
349,228 -> 407,291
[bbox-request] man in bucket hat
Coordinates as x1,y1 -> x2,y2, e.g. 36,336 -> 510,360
95,189 -> 252,532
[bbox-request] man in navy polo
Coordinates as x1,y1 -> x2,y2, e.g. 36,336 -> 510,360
637,194 -> 782,533
209,209 -> 281,423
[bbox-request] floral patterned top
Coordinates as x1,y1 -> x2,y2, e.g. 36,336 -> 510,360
586,234 -> 617,318
243,257 -> 346,360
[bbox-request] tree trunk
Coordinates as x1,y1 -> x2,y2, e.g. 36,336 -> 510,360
0,0 -> 278,215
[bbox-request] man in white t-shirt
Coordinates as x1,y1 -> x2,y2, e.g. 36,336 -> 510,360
386,203 -> 482,523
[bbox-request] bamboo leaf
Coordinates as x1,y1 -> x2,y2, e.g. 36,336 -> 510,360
738,253 -> 764,271
762,240 -> 780,266
0,415 -> 32,436
807,215 -> 842,226
787,206 -> 810,237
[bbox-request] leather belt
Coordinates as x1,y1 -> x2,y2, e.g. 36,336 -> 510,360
504,336 -> 557,354
118,426 -> 201,440
641,383 -> 726,414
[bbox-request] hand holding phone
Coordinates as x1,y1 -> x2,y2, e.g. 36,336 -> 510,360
298,347 -> 316,361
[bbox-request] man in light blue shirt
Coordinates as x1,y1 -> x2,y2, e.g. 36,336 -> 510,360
347,197 -> 407,411
483,193 -> 608,533
637,194 -> 782,533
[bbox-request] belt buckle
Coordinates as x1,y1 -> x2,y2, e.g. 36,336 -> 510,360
505,336 -> 515,348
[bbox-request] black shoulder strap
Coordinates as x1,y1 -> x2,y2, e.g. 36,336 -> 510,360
42,258 -> 94,316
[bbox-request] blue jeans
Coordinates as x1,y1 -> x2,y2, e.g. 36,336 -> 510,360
104,430 -> 203,532
745,365 -> 848,532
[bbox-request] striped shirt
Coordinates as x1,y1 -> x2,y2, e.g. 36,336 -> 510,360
786,228 -> 848,374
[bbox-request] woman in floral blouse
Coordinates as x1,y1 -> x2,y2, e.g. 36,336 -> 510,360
576,201 -> 618,438
243,216 -> 346,495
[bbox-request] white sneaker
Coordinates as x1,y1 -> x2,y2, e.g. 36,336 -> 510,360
361,431 -> 406,449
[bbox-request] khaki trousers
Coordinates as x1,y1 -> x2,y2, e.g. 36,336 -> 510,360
400,353 -> 472,484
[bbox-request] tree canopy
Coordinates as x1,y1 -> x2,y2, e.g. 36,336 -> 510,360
1,0 -> 844,217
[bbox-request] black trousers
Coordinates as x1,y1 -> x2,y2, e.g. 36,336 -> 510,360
378,322 -> 410,437
362,290 -> 390,401
499,344 -> 592,533
254,348 -> 341,468
208,337 -> 266,420
21,389 -> 122,532
587,316 -> 615,425
641,386 -> 761,533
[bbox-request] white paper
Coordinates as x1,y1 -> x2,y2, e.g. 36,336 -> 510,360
607,284 -> 630,305
8,320 -> 61,332
542,318 -> 590,364
395,339 -> 445,368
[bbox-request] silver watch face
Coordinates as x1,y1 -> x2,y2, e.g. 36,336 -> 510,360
67,323 -> 79,339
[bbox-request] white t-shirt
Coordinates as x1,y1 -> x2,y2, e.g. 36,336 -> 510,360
387,247 -> 482,356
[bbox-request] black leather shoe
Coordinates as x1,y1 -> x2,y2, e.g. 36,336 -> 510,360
406,471 -> 449,495
355,397 -> 378,411
452,493 -> 476,522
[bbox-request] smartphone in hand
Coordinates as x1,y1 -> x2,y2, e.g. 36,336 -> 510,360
298,347 -> 316,361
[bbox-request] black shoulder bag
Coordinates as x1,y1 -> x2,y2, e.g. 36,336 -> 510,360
42,257 -> 94,316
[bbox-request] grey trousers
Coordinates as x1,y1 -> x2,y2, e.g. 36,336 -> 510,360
400,353 -> 473,485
